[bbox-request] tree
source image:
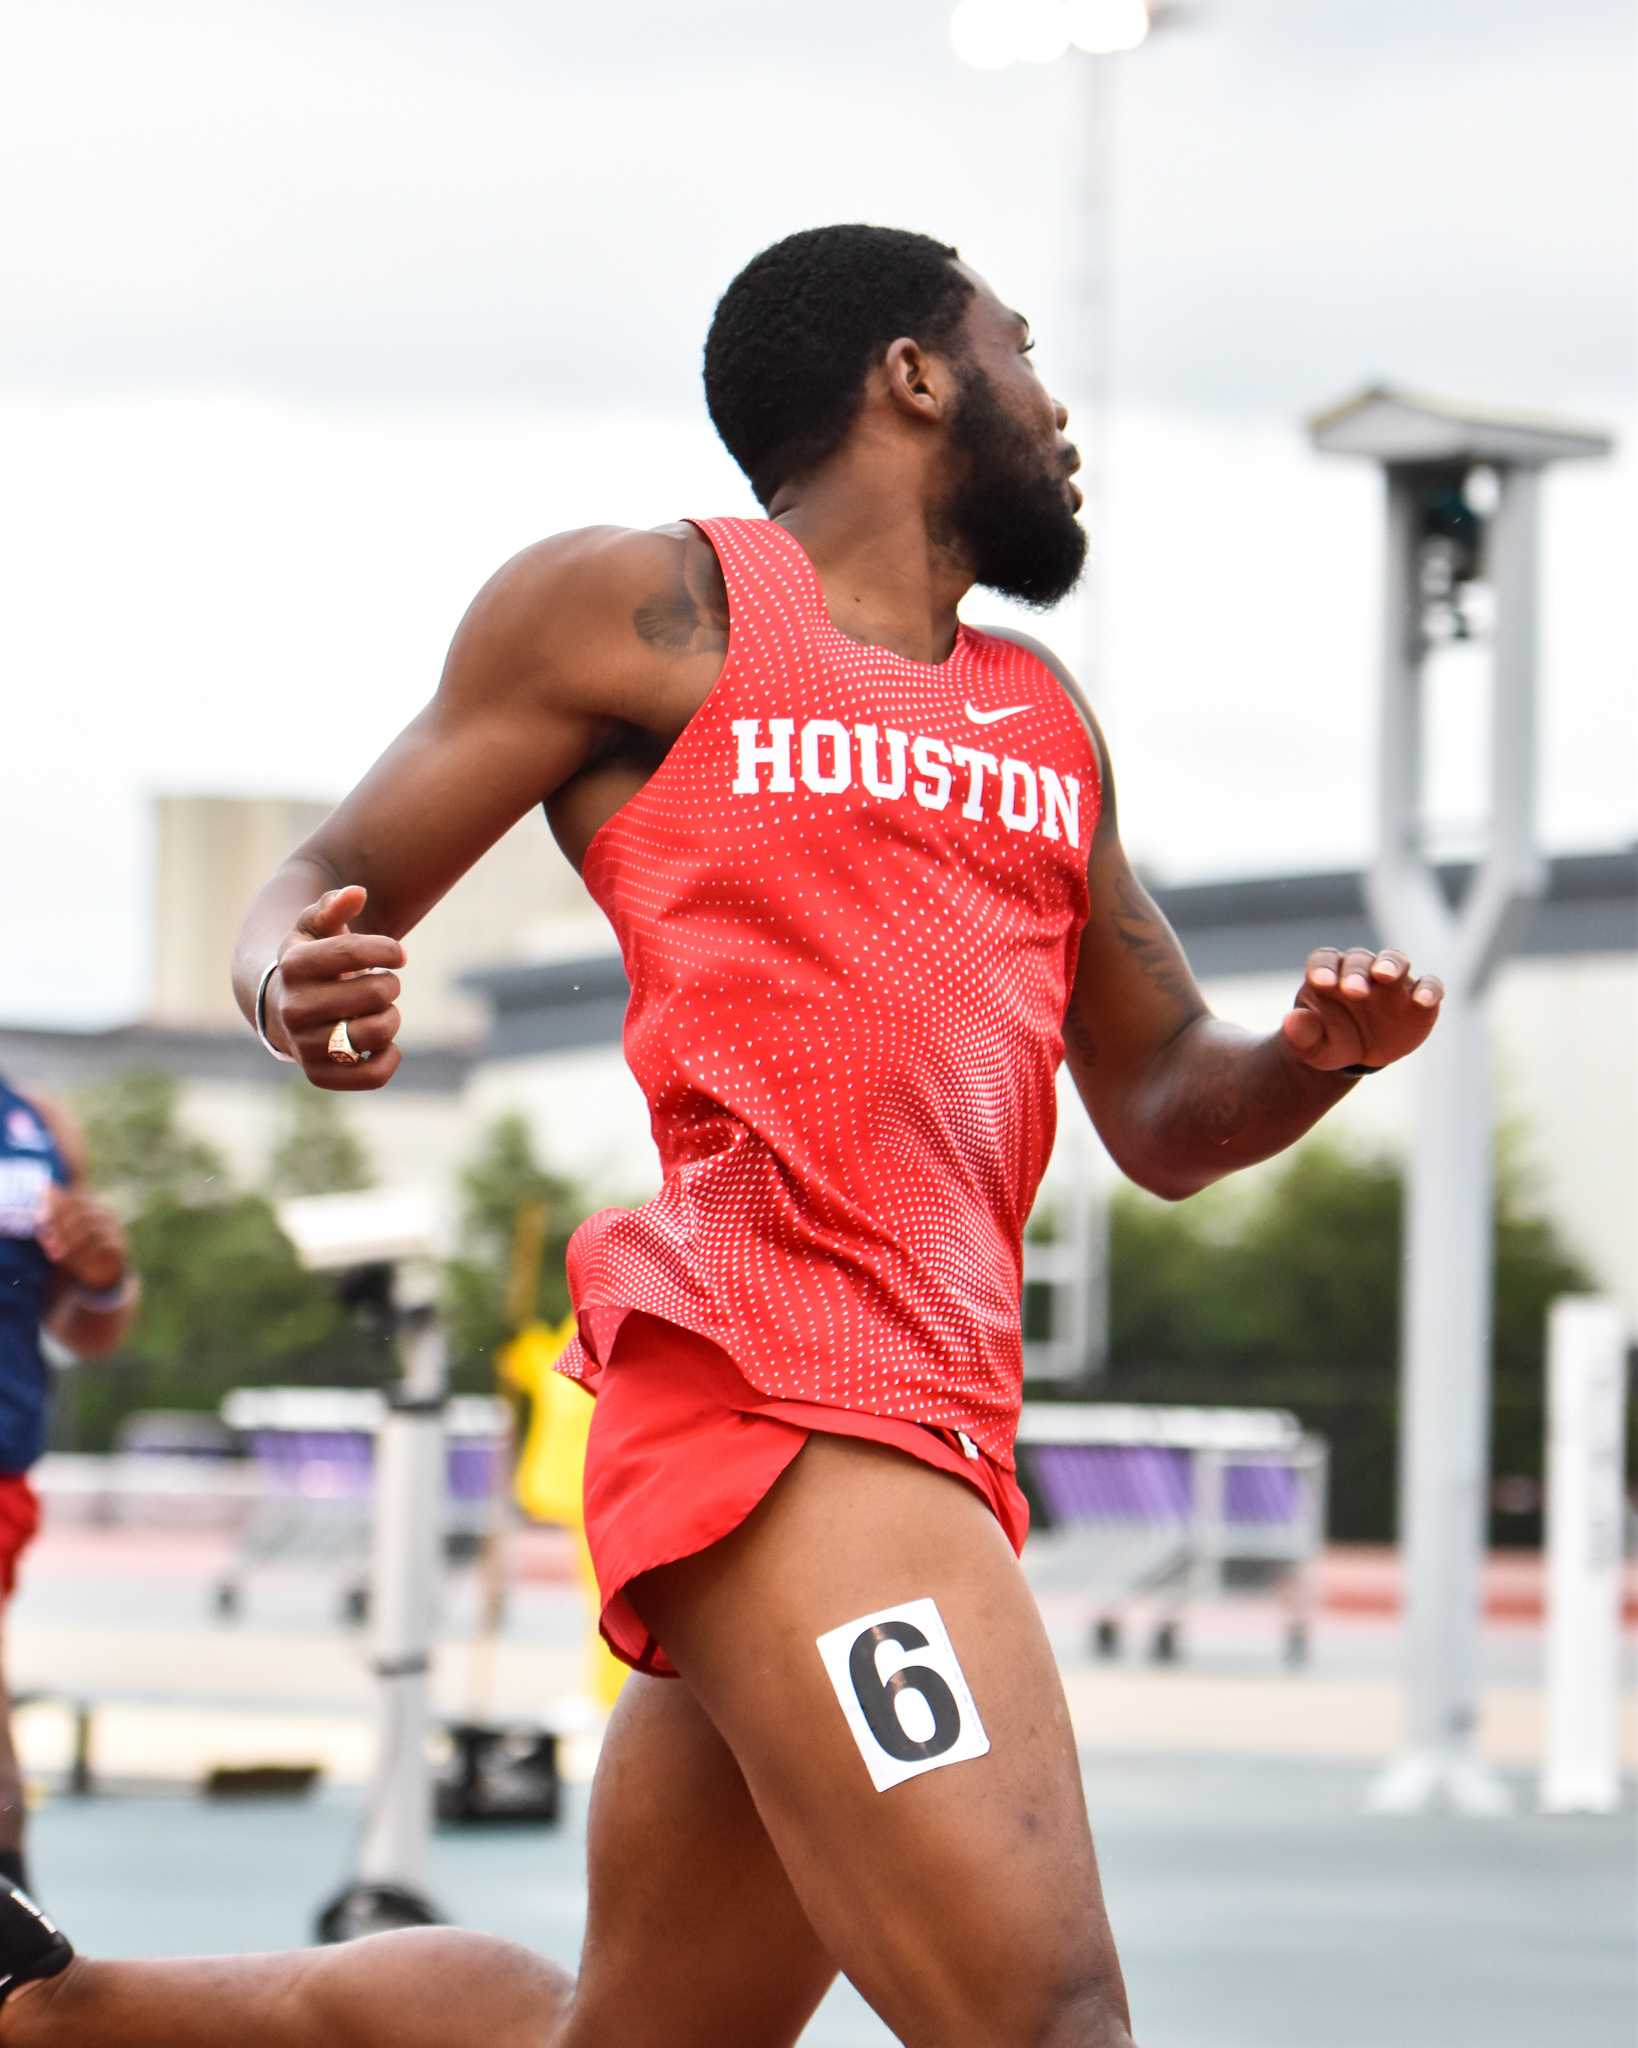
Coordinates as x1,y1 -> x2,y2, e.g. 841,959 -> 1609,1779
442,1115 -> 582,1388
267,1079 -> 374,1197
63,1069 -> 382,1451
77,1069 -> 227,1209
1104,1134 -> 1598,1544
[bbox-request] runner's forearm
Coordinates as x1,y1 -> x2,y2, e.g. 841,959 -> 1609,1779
1129,1016 -> 1357,1199
230,854 -> 345,1039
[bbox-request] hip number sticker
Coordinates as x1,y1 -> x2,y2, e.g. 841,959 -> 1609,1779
815,1596 -> 991,1792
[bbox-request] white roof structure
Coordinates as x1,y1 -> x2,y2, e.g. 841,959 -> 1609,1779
1309,383 -> 1614,466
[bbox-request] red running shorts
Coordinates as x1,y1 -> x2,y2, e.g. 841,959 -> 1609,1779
0,1475 -> 42,1600
581,1312 -> 1030,1675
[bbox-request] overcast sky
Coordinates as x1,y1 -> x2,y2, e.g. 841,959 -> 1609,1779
3,0 -> 1633,1024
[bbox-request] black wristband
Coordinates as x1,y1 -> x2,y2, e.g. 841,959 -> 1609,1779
1340,1063 -> 1381,1077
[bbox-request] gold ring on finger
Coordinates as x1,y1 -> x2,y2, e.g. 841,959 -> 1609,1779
327,1020 -> 368,1066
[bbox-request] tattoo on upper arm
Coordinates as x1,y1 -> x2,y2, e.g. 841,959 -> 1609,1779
1064,1006 -> 1098,1071
1112,870 -> 1205,1019
632,540 -> 729,658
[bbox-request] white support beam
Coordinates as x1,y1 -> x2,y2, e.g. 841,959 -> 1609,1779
1541,1297 -> 1630,1816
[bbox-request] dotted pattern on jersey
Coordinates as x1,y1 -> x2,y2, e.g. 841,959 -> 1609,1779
560,516 -> 1101,1467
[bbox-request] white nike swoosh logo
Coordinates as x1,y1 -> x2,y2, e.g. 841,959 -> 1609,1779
963,700 -> 1032,725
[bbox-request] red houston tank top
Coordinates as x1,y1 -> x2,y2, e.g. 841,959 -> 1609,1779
560,516 -> 1101,1465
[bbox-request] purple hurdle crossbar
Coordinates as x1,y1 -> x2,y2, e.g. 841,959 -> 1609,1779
1029,1444 -> 1302,1528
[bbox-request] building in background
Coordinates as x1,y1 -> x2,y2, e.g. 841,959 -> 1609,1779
150,797 -> 331,1031
149,793 -> 594,1043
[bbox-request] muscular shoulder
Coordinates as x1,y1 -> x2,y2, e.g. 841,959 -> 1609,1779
978,625 -> 1114,832
447,523 -> 726,721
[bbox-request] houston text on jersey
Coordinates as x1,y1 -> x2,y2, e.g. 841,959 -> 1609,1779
729,718 -> 1082,846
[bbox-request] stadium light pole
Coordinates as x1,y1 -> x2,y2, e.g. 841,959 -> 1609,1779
949,1 -> 1191,1387
1310,386 -> 1614,1815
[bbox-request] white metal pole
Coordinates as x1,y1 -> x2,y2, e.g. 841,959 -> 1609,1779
1370,992 -> 1510,1813
1541,1296 -> 1630,1814
1310,405 -> 1611,1816
357,1309 -> 447,1891
1366,465 -> 1529,1817
1189,1447 -> 1226,1606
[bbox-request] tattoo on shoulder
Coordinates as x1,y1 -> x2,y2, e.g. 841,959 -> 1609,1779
633,538 -> 729,658
1112,870 -> 1203,1016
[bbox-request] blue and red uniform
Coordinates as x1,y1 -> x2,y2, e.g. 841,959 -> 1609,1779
0,1079 -> 69,1593
560,518 -> 1100,1669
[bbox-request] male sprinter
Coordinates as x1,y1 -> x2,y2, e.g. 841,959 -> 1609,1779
0,226 -> 1442,2046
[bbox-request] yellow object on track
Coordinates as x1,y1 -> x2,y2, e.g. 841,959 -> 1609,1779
500,1316 -> 627,1712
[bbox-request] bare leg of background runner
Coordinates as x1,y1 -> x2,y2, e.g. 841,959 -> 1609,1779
1,1677 -> 835,2048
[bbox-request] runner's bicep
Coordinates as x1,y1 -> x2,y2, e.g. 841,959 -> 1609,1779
286,537 -> 617,938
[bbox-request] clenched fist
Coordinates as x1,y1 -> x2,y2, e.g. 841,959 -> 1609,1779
1281,947 -> 1444,1074
266,886 -> 406,1091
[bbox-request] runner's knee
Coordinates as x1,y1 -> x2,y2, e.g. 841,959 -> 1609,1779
1028,1979 -> 1136,2048
943,1943 -> 1132,2048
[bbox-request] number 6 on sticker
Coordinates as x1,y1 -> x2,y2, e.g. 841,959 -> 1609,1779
816,1597 -> 990,1792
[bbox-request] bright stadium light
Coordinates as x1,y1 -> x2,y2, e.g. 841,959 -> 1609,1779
948,0 -> 1021,70
1015,0 -> 1074,64
951,0 -> 1157,72
1067,0 -> 1152,55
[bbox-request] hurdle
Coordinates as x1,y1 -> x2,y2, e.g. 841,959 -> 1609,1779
1016,1402 -> 1329,1666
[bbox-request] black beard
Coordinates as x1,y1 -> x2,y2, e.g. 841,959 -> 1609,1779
936,366 -> 1088,609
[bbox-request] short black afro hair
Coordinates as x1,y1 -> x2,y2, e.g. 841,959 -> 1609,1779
704,225 -> 975,510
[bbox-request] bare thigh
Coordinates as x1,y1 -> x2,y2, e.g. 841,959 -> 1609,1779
556,1672 -> 836,2048
629,1435 -> 1134,2048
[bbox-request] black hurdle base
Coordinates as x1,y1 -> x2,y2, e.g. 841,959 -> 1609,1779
314,1881 -> 444,1945
435,1723 -> 562,1828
